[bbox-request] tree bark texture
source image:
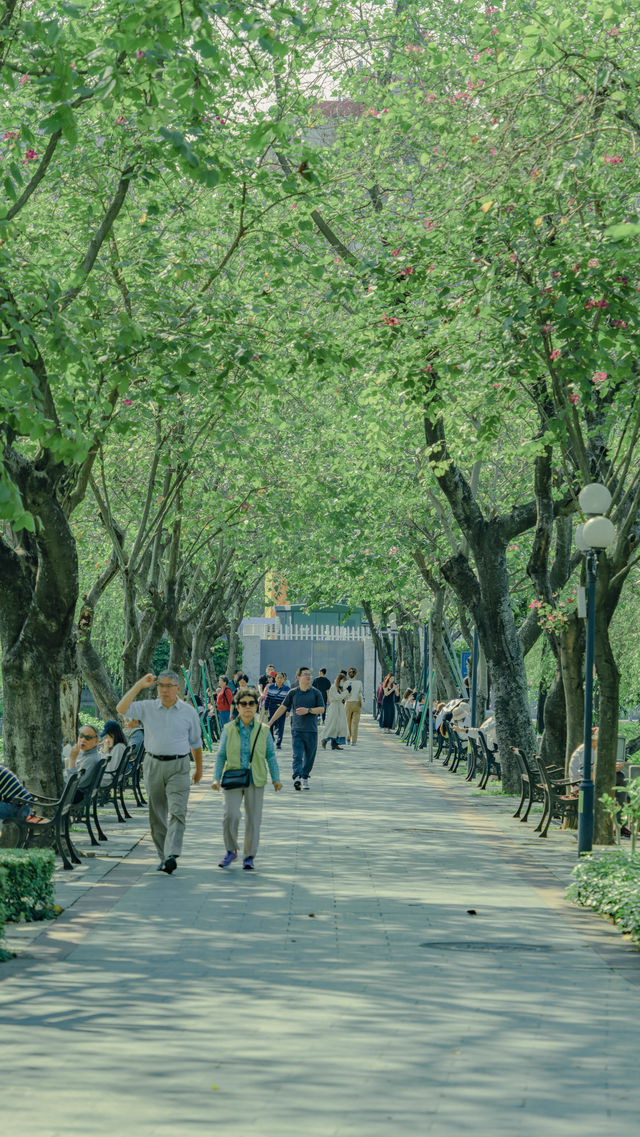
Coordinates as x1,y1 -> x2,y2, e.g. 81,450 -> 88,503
0,458 -> 78,796
423,412 -> 539,793
558,614 -> 584,773
538,666 -> 566,774
77,601 -> 120,721
440,544 -> 535,794
362,601 -> 392,676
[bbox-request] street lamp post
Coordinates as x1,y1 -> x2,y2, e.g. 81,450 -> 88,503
575,483 -> 616,856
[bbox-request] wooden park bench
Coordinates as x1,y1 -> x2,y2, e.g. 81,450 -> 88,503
474,729 -> 501,790
531,754 -> 578,838
69,757 -> 109,847
0,771 -> 82,870
117,737 -> 146,808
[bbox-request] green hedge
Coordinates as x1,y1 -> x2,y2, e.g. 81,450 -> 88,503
0,848 -> 57,923
568,850 -> 640,945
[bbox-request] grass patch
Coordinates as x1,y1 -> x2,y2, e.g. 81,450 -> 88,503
568,849 -> 640,946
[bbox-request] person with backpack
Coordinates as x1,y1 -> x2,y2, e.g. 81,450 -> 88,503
215,675 -> 234,728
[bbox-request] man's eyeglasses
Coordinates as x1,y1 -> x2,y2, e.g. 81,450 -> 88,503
79,733 -> 96,741
237,700 -> 257,707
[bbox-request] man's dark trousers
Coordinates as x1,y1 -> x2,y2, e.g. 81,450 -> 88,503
291,732 -> 318,781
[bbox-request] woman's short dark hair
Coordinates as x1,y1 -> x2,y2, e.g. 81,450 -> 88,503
101,719 -> 128,746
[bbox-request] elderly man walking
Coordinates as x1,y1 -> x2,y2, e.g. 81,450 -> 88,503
117,670 -> 203,875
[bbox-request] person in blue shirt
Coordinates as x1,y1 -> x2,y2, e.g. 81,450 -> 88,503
212,686 -> 282,870
263,671 -> 290,749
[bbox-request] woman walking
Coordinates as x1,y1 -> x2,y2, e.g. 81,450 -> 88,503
212,686 -> 282,870
379,675 -> 399,733
344,667 -> 365,746
321,672 -> 349,751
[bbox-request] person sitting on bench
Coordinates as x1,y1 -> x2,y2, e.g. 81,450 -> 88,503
64,724 -> 102,793
100,719 -> 129,786
0,764 -> 33,823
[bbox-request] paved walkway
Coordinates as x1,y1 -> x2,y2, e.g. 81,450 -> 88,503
2,718 -> 640,1136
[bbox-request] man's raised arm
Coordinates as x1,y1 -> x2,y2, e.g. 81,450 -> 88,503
117,673 -> 156,715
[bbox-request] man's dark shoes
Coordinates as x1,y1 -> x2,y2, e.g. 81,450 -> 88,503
331,743 -> 343,750
243,856 -> 255,870
219,850 -> 238,868
160,856 -> 178,874
293,777 -> 302,791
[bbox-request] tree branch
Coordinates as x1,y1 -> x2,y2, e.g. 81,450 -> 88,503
60,164 -> 136,311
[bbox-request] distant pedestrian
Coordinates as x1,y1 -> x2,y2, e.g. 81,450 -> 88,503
344,667 -> 365,745
375,679 -> 385,720
117,670 -> 203,875
268,666 -> 324,791
313,664 -> 334,714
258,663 -> 276,698
212,686 -> 282,870
216,675 -> 234,728
263,672 -> 290,749
379,675 -> 399,732
230,669 -> 243,693
321,672 -> 349,751
231,675 -> 250,719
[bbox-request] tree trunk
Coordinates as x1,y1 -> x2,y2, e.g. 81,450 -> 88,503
538,666 -> 566,771
226,609 -> 242,679
431,605 -> 459,701
441,543 -> 536,794
188,633 -> 209,698
558,613 -> 584,773
60,673 -> 82,746
475,642 -> 489,724
59,631 -> 82,745
77,601 -> 120,720
121,569 -> 140,692
168,622 -> 191,677
362,601 -> 392,675
0,470 -> 78,797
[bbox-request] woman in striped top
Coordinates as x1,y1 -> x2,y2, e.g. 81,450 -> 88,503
0,764 -> 33,822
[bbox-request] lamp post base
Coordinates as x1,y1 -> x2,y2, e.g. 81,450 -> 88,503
577,778 -> 594,855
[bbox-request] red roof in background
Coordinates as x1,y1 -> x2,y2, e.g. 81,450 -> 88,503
316,99 -> 365,119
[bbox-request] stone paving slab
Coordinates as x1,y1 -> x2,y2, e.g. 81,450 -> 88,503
1,720 -> 640,1136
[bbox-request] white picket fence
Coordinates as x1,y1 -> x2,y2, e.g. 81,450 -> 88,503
264,622 -> 370,642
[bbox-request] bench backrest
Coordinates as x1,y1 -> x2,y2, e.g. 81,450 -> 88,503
59,770 -> 81,816
113,744 -> 135,787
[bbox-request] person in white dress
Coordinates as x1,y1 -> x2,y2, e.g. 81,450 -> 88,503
321,673 -> 349,751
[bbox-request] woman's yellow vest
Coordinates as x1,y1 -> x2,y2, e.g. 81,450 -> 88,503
223,720 -> 269,787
